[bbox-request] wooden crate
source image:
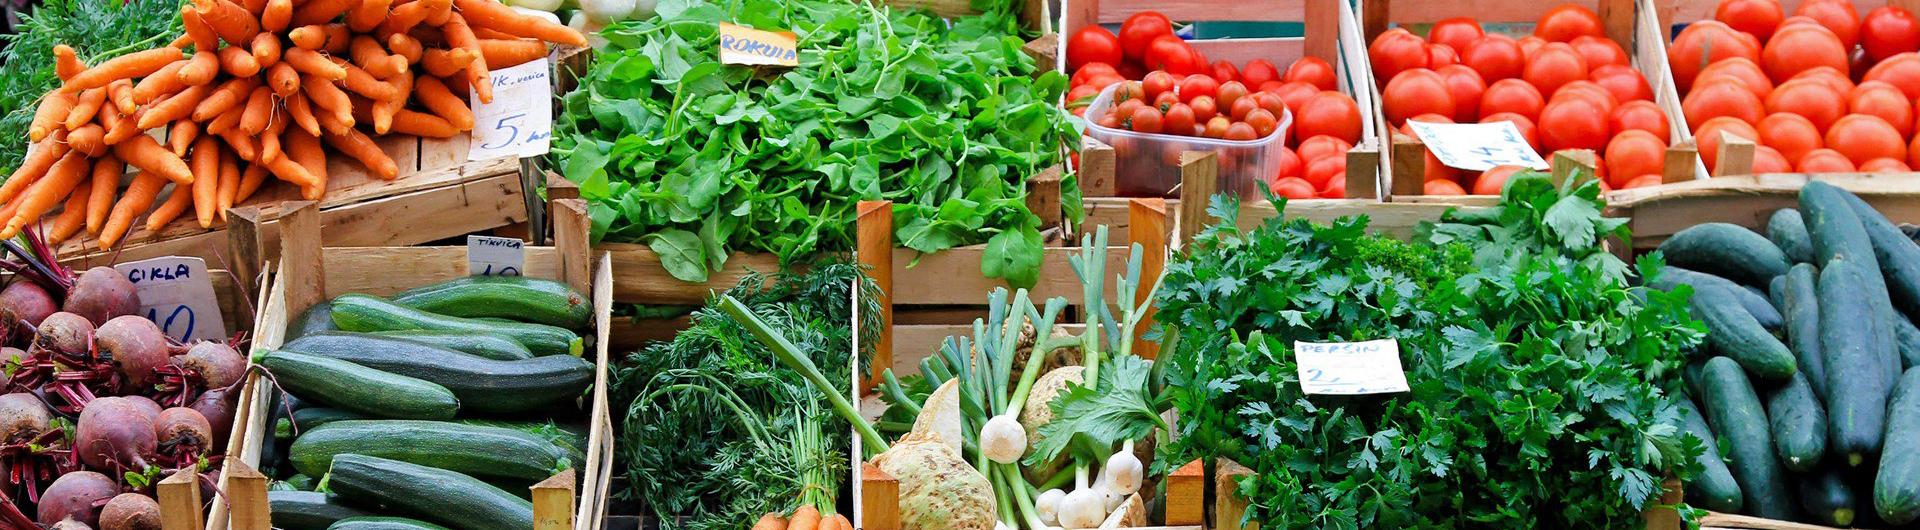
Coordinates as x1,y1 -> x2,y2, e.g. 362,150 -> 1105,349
1065,0 -> 1388,201
1365,0 -> 1692,201
202,199 -> 610,530
1605,172 -> 1920,250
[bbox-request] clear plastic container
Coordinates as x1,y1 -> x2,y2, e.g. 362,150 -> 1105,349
1083,84 -> 1292,198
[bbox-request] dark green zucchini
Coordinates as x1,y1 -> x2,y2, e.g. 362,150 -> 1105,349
1876,367 -> 1920,524
327,517 -> 453,530
1821,259 -> 1893,467
454,419 -> 588,464
290,420 -> 571,481
269,491 -> 372,530
368,330 -> 534,360
278,407 -> 368,439
1679,396 -> 1743,513
286,474 -> 316,491
1701,356 -> 1793,520
328,454 -> 534,530
392,275 -> 591,329
287,301 -> 336,339
1657,223 -> 1790,287
284,332 -> 592,414
1765,372 -> 1827,472
1656,267 -> 1782,330
1768,208 -> 1814,264
330,294 -> 582,357
1692,285 -> 1797,382
1801,467 -> 1857,527
1781,263 -> 1825,399
257,350 -> 460,420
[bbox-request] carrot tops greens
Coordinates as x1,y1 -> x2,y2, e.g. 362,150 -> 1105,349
0,0 -> 178,173
1155,176 -> 1706,529
552,0 -> 1075,286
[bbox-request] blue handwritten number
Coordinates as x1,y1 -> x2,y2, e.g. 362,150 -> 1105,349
482,114 -> 526,149
478,264 -> 522,277
144,305 -> 195,342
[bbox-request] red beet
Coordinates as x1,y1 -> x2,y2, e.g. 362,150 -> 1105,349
98,493 -> 160,530
50,518 -> 93,530
74,397 -> 156,471
188,387 -> 235,445
0,393 -> 52,443
0,281 -> 55,328
95,317 -> 169,390
179,342 -> 245,389
35,312 -> 94,356
64,268 -> 138,326
153,408 -> 212,463
119,396 -> 160,424
36,471 -> 116,525
0,347 -> 27,388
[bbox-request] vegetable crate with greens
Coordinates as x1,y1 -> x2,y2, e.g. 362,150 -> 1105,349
214,201 -> 613,530
1644,180 -> 1920,529
1607,173 -> 1920,255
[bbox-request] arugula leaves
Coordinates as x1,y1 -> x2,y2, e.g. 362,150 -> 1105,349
0,0 -> 179,173
553,0 -> 1075,285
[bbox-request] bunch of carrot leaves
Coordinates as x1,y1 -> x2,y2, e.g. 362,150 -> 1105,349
0,0 -> 178,173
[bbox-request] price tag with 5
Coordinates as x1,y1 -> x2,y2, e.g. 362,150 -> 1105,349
1294,339 -> 1410,395
112,256 -> 227,342
468,57 -> 553,161
1407,120 -> 1550,171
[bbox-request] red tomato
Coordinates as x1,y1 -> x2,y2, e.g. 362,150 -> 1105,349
1621,174 -> 1664,189
1067,25 -> 1124,73
1523,43 -> 1589,97
1252,92 -> 1287,119
1320,174 -> 1347,198
1382,68 -> 1455,126
1715,0 -> 1785,43
1427,43 -> 1459,69
1424,179 -> 1467,195
1481,112 -> 1541,152
1241,60 -> 1282,88
1369,28 -> 1430,84
1461,34 -> 1525,82
1127,106 -> 1164,133
1696,116 -> 1761,173
1298,135 -> 1354,164
1284,57 -> 1339,91
1273,81 -> 1320,117
1609,100 -> 1670,142
1757,112 -> 1822,166
1850,81 -> 1913,137
1535,4 -> 1605,42
1762,22 -> 1848,83
1305,155 -> 1347,191
1435,65 -> 1485,122
1795,0 -> 1860,49
1225,122 -> 1258,140
1826,114 -> 1908,165
1179,75 -> 1220,102
1258,80 -> 1287,93
1518,35 -> 1548,58
1215,81 -> 1249,111
1190,95 -> 1218,123
1163,104 -> 1196,136
1765,78 -> 1845,130
1202,116 -> 1231,138
1142,71 -> 1177,101
1696,58 -> 1772,101
1864,53 -> 1920,101
1799,148 -> 1857,172
1569,35 -> 1629,69
1538,99 -> 1609,152
1066,85 -> 1098,105
1552,80 -> 1619,115
1428,17 -> 1485,52
1246,108 -> 1279,137
1480,78 -> 1546,121
1752,145 -> 1793,173
1685,78 -> 1766,128
1862,6 -> 1920,64
1669,21 -> 1762,92
1276,146 -> 1303,180
1269,176 -> 1316,199
1119,11 -> 1175,61
1473,165 -> 1524,195
1211,61 -> 1241,84
1145,36 -> 1206,76
1589,64 -> 1653,103
1153,91 -> 1180,112
1604,130 -> 1665,188
1295,91 -> 1363,145
1229,96 -> 1258,122
1071,63 -> 1119,88
1861,157 -> 1912,172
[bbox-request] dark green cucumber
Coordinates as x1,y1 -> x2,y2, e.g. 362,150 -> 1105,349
278,407 -> 368,439
287,301 -> 336,339
1838,187 -> 1920,321
328,454 -> 534,530
368,330 -> 534,360
330,294 -> 582,357
257,350 -> 460,420
392,275 -> 591,329
1657,223 -> 1790,287
1801,467 -> 1857,527
1768,208 -> 1814,264
1765,372 -> 1827,472
1781,264 -> 1825,399
290,420 -> 570,481
1821,259 -> 1893,467
1802,181 -> 1877,267
1679,396 -> 1743,513
1897,316 -> 1920,370
1657,267 -> 1782,330
284,332 -> 592,413
269,491 -> 372,530
1692,285 -> 1797,382
1768,275 -> 1786,312
327,517 -> 452,530
1701,356 -> 1793,520
1877,367 -> 1920,524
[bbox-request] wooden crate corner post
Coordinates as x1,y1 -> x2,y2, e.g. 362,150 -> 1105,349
1176,152 -> 1219,245
1662,140 -> 1700,184
552,198 -> 593,296
533,469 -> 579,530
276,201 -> 325,317
224,460 -> 271,530
1027,165 -> 1065,231
1125,198 -> 1167,359
1080,136 -> 1117,198
860,463 -> 901,530
855,201 -> 894,394
1214,459 -> 1258,530
157,468 -> 205,530
1388,133 -> 1425,200
1713,132 -> 1755,178
1345,142 -> 1383,200
1549,150 -> 1598,187
1164,459 -> 1206,526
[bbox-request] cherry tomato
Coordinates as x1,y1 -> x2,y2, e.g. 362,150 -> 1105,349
1114,99 -> 1145,118
1153,91 -> 1180,112
1067,26 -> 1124,72
1163,104 -> 1196,136
1142,71 -> 1177,101
1128,106 -> 1164,133
1179,75 -> 1220,101
1252,92 -> 1287,120
1246,108 -> 1278,137
1215,81 -> 1250,112
1119,11 -> 1175,61
1241,59 -> 1282,87
1202,116 -> 1231,138
1225,122 -> 1258,140
1189,95 -> 1218,123
1146,36 -> 1206,76
1211,61 -> 1241,83
1098,114 -> 1122,129
1113,81 -> 1144,103
1071,63 -> 1119,88
1230,96 -> 1258,121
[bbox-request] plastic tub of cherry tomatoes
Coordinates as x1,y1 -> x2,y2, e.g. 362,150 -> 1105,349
1083,81 -> 1294,198
1364,0 -> 1688,201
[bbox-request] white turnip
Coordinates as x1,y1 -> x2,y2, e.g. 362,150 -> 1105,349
978,413 -> 1026,464
0,281 -> 56,328
37,471 -> 116,525
153,408 -> 212,465
99,493 -> 161,530
74,397 -> 156,471
178,342 -> 245,390
64,268 -> 138,326
188,387 -> 235,444
35,312 -> 94,356
95,317 -> 169,391
1057,468 -> 1104,530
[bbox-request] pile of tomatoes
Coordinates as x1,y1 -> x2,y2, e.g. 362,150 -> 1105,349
1065,11 -> 1365,199
1372,5 -> 1670,195
1675,0 -> 1920,175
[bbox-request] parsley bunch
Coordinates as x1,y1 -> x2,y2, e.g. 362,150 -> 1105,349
553,0 -> 1076,287
0,0 -> 179,173
1157,176 -> 1705,529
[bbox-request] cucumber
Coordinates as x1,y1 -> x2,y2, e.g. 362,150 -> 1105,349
1897,316 -> 1920,370
257,350 -> 460,420
1768,208 -> 1814,264
1838,187 -> 1920,320
368,330 -> 535,360
1692,285 -> 1797,382
1657,223 -> 1790,286
1765,372 -> 1826,472
1820,258 -> 1893,467
330,294 -> 582,357
269,491 -> 372,530
1876,367 -> 1920,524
392,276 -> 591,330
278,407 -> 368,439
285,332 -> 592,413
290,420 -> 571,481
1780,264 -> 1825,399
288,301 -> 336,339
1679,396 -> 1743,513
1656,267 -> 1782,330
1801,467 -> 1857,527
1768,275 -> 1786,312
1801,181 -> 1877,266
1700,356 -> 1793,520
328,517 -> 453,530
328,454 -> 534,530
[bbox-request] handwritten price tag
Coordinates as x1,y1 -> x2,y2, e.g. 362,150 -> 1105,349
1294,339 -> 1410,395
112,256 -> 227,342
468,57 -> 553,162
717,23 -> 798,66
1407,120 -> 1549,171
468,235 -> 526,276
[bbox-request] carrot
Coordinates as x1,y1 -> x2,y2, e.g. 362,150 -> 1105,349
289,0 -> 357,27
286,128 -> 327,198
347,0 -> 391,32
62,88 -> 107,131
189,77 -> 260,123
53,44 -> 84,81
372,109 -> 451,138
219,45 -> 261,77
3,150 -> 92,239
263,148 -> 319,189
47,186 -> 88,243
413,76 -> 473,130
112,135 -> 194,185
251,32 -> 282,67
387,33 -> 424,64
478,39 -> 546,69
29,92 -> 77,142
265,62 -> 300,97
1,136 -> 69,206
423,0 -> 452,25
144,183 -> 193,232
285,93 -> 322,136
106,79 -> 136,114
181,6 -> 218,52
85,155 -> 119,235
258,109 -> 286,164
218,129 -> 258,162
341,62 -> 400,100
419,49 -> 474,78
381,0 -> 448,35
188,136 -> 219,228
453,0 -> 586,47
98,171 -> 166,249
168,120 -> 200,157
178,49 -> 220,86
285,47 -> 347,80
751,513 -> 788,530
301,74 -> 353,123
132,61 -> 188,103
351,36 -> 408,79
193,0 -> 261,45
787,506 -> 820,530
259,0 -> 291,33
824,514 -> 850,530
239,86 -> 274,135
137,84 -> 211,129
215,147 -> 239,220
240,0 -> 266,16
168,35 -> 194,49
314,104 -> 353,136
234,163 -> 267,204
321,24 -> 353,53
442,14 -> 491,103
323,128 -> 396,180
370,71 -> 411,134
289,25 -> 328,50
101,105 -> 144,145
65,124 -> 106,157
205,107 -> 242,135
63,47 -> 184,93
471,26 -> 519,40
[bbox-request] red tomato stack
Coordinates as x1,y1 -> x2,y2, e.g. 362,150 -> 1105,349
1370,5 -> 1671,195
1676,0 -> 1920,175
1065,11 -> 1365,199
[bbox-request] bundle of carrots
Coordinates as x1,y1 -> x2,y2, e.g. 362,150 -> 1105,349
5,0 -> 584,250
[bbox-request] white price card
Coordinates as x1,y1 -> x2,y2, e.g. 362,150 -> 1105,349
467,235 -> 526,276
468,57 -> 553,162
1294,339 -> 1410,395
1407,120 -> 1550,171
113,256 -> 227,342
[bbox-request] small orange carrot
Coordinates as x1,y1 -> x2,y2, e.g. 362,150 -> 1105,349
136,84 -> 211,129
289,0 -> 357,27
420,49 -> 473,78
301,74 -> 352,121
131,61 -> 188,103
263,149 -> 319,189
380,0 -> 447,36
101,105 -> 144,145
98,171 -> 166,249
189,77 -> 259,123
285,48 -> 347,80
85,155 -> 120,235
189,136 -> 220,228
239,0 -> 265,16
62,88 -> 107,131
453,0 -> 586,47
177,49 -> 220,86
341,62 -> 399,100
259,0 -> 291,33
215,147 -> 239,220
193,0 -> 261,45
288,25 -> 328,50
238,86 -> 274,135
825,514 -> 851,530
314,101 -> 353,136
285,92 -> 322,136
251,32 -> 282,67
220,45 -> 261,77
478,39 -> 547,69
52,44 -> 84,81
346,0 -> 390,32
112,135 -> 194,185
144,183 -> 193,232
324,128 -> 396,180
217,129 -> 258,162
386,33 -> 423,64
3,150 -> 92,239
62,47 -> 183,93
442,14 -> 490,103
204,107 -> 242,135
370,71 -> 411,134
786,506 -> 821,530
383,109 -> 456,138
320,24 -> 352,53
265,62 -> 300,97
257,110 -> 286,164
234,163 -> 267,204
181,6 -> 218,51
471,26 -> 519,40
351,36 -> 407,79
412,76 -> 471,130
47,186 -> 88,243
169,120 -> 200,157
29,92 -> 77,142
167,35 -> 193,49
286,127 -> 326,197
1,136 -> 69,205
106,79 -> 135,114
65,124 -> 106,157
751,513 -> 787,530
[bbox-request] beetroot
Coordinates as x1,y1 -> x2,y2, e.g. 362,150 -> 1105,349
95,317 -> 168,391
153,408 -> 212,465
0,347 -> 26,388
50,518 -> 93,530
35,312 -> 94,356
0,281 -> 55,328
64,268 -> 138,326
178,342 -> 245,389
74,397 -> 156,471
119,397 -> 160,425
36,471 -> 115,525
98,493 -> 160,530
188,387 -> 235,445
0,393 -> 51,443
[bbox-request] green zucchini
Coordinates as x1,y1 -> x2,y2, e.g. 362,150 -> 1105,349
1701,356 -> 1793,520
1801,467 -> 1857,527
257,350 -> 460,420
1765,372 -> 1827,472
1657,223 -> 1790,287
1821,259 -> 1892,466
269,491 -> 372,530
1692,285 -> 1797,382
392,275 -> 591,329
328,454 -> 534,530
368,330 -> 534,360
285,332 -> 592,413
1781,263 -> 1825,399
1679,396 -> 1743,513
286,474 -> 316,491
1657,266 -> 1782,330
290,420 -> 570,481
1768,208 -> 1814,264
1876,367 -> 1920,524
328,517 -> 453,530
288,301 -> 336,339
278,407 -> 368,439
330,294 -> 582,357
454,419 -> 588,464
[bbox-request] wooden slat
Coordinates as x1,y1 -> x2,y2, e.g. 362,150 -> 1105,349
1177,152 -> 1218,245
860,463 -> 901,530
856,201 -> 894,395
888,245 -> 1130,306
552,198 -> 592,296
1606,173 -> 1920,249
601,244 -> 784,305
158,469 -> 204,530
533,470 -> 578,530
1164,460 -> 1205,526
278,202 -> 324,322
321,247 -> 566,297
1128,199 -> 1167,359
1214,459 -> 1256,530
225,461 -> 270,530
1086,196 -> 1470,241
1092,0 -> 1307,23
1081,136 -> 1118,198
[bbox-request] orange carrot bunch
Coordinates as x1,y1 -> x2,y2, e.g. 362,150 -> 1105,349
6,0 -> 585,250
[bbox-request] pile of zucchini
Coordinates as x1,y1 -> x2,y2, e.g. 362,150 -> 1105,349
255,276 -> 597,530
1656,181 -> 1920,527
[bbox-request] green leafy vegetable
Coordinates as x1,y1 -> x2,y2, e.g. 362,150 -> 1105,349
0,0 -> 180,173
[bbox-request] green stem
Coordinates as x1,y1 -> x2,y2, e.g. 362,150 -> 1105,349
1000,463 -> 1052,530
636,383 -> 771,449
880,369 -> 920,416
719,295 -> 889,455
990,465 -> 1017,528
1006,298 -> 1066,415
